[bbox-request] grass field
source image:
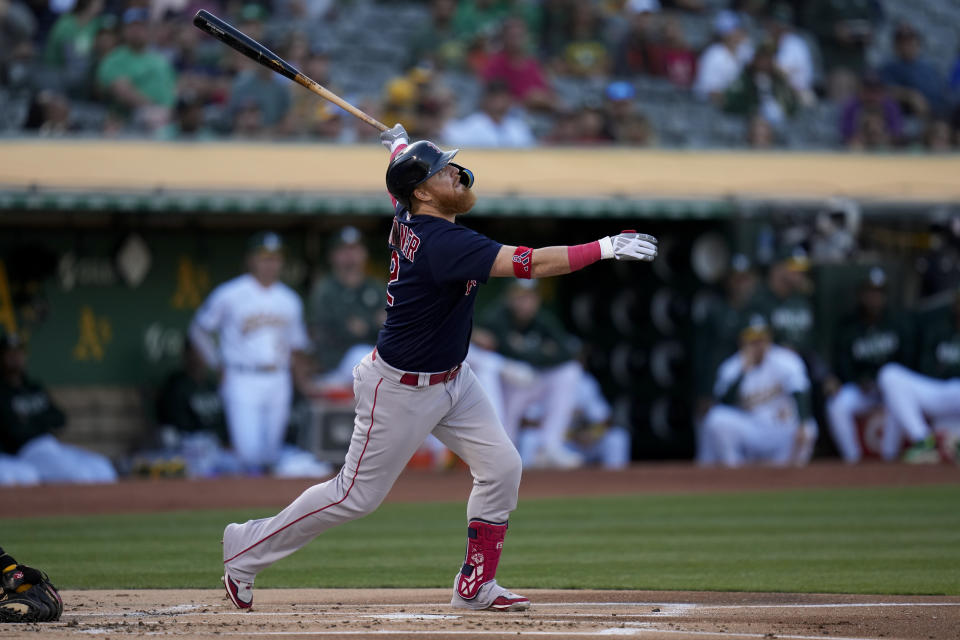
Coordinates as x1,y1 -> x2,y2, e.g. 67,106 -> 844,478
1,485 -> 958,595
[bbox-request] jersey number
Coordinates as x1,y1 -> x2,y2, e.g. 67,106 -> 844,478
386,249 -> 399,306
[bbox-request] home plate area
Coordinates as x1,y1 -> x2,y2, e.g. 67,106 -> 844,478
3,589 -> 958,640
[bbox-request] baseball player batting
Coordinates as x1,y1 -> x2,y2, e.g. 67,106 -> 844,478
220,124 -> 658,612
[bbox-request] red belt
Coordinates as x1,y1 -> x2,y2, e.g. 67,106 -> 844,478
372,348 -> 462,386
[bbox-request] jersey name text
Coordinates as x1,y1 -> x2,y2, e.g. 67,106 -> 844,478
390,219 -> 422,262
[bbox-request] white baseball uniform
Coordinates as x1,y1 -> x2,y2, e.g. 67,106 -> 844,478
189,273 -> 309,472
699,344 -> 813,467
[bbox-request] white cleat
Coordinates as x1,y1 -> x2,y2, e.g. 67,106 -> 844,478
450,578 -> 530,612
222,568 -> 253,609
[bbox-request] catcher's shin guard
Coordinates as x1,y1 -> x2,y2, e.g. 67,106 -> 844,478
455,520 -> 507,601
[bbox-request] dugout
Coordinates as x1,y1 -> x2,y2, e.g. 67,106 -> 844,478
0,142 -> 957,463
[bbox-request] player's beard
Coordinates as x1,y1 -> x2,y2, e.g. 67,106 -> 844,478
436,186 -> 477,215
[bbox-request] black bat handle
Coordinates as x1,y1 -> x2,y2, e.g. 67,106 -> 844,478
193,9 -> 300,81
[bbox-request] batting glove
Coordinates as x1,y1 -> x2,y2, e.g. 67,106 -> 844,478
380,123 -> 409,152
599,231 -> 658,261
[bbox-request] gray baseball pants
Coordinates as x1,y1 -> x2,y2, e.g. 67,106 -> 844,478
223,351 -> 522,582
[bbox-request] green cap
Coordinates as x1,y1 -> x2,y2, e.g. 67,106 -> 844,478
247,231 -> 284,254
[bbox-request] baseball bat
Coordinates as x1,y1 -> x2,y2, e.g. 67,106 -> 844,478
192,9 -> 388,132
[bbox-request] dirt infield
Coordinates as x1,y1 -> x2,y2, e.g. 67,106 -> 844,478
4,588 -> 959,640
2,462 -> 958,639
4,461 -> 959,518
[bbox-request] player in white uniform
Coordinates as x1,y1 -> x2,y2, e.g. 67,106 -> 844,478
189,232 -> 314,475
876,285 -> 960,461
698,315 -> 817,467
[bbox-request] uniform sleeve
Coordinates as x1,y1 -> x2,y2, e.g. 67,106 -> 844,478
288,295 -> 311,352
713,355 -> 743,399
428,225 -> 502,284
192,284 -> 228,333
781,350 -> 811,394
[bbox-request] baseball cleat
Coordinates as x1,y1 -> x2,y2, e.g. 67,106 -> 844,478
450,578 -> 530,612
222,569 -> 253,609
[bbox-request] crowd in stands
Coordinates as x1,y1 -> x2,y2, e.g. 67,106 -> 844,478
2,0 -> 960,150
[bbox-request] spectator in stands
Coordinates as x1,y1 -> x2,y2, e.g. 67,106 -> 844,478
482,17 -> 553,111
454,0 -> 541,45
406,0 -> 467,72
543,107 -> 580,144
841,73 -> 904,150
602,80 -> 654,146
764,2 -> 816,106
723,40 -> 798,129
550,2 -> 610,78
693,10 -> 754,103
441,80 -> 535,148
157,90 -> 216,140
478,279 -> 586,469
227,61 -> 290,133
804,0 -> 881,79
308,226 -> 385,386
877,286 -> 960,464
0,332 -> 118,484
923,119 -> 952,152
230,98 -> 268,139
826,267 -> 911,463
949,48 -> 960,107
23,89 -> 76,135
42,0 -> 104,92
0,0 -> 35,73
611,0 -> 659,78
95,7 -> 177,132
571,103 -> 612,144
746,113 -> 777,147
280,50 -> 343,140
698,314 -> 817,467
225,4 -> 289,132
152,341 -> 241,477
880,22 -> 947,118
646,13 -> 697,88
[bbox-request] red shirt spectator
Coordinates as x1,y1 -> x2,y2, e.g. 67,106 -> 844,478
646,17 -> 697,87
481,18 -> 551,110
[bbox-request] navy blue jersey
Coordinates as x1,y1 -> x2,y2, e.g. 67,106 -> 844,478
376,205 -> 502,372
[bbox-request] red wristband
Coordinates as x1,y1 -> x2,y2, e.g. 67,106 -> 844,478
567,241 -> 601,272
512,246 -> 533,278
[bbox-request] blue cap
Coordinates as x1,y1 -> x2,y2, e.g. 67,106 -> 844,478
605,81 -> 636,101
122,7 -> 149,24
714,10 -> 742,36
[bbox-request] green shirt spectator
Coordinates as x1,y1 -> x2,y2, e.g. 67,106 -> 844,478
804,0 -> 881,75
43,0 -> 104,69
723,42 -> 798,123
96,8 -> 177,111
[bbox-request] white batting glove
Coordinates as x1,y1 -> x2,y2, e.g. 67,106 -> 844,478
380,123 -> 409,152
599,231 -> 658,261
